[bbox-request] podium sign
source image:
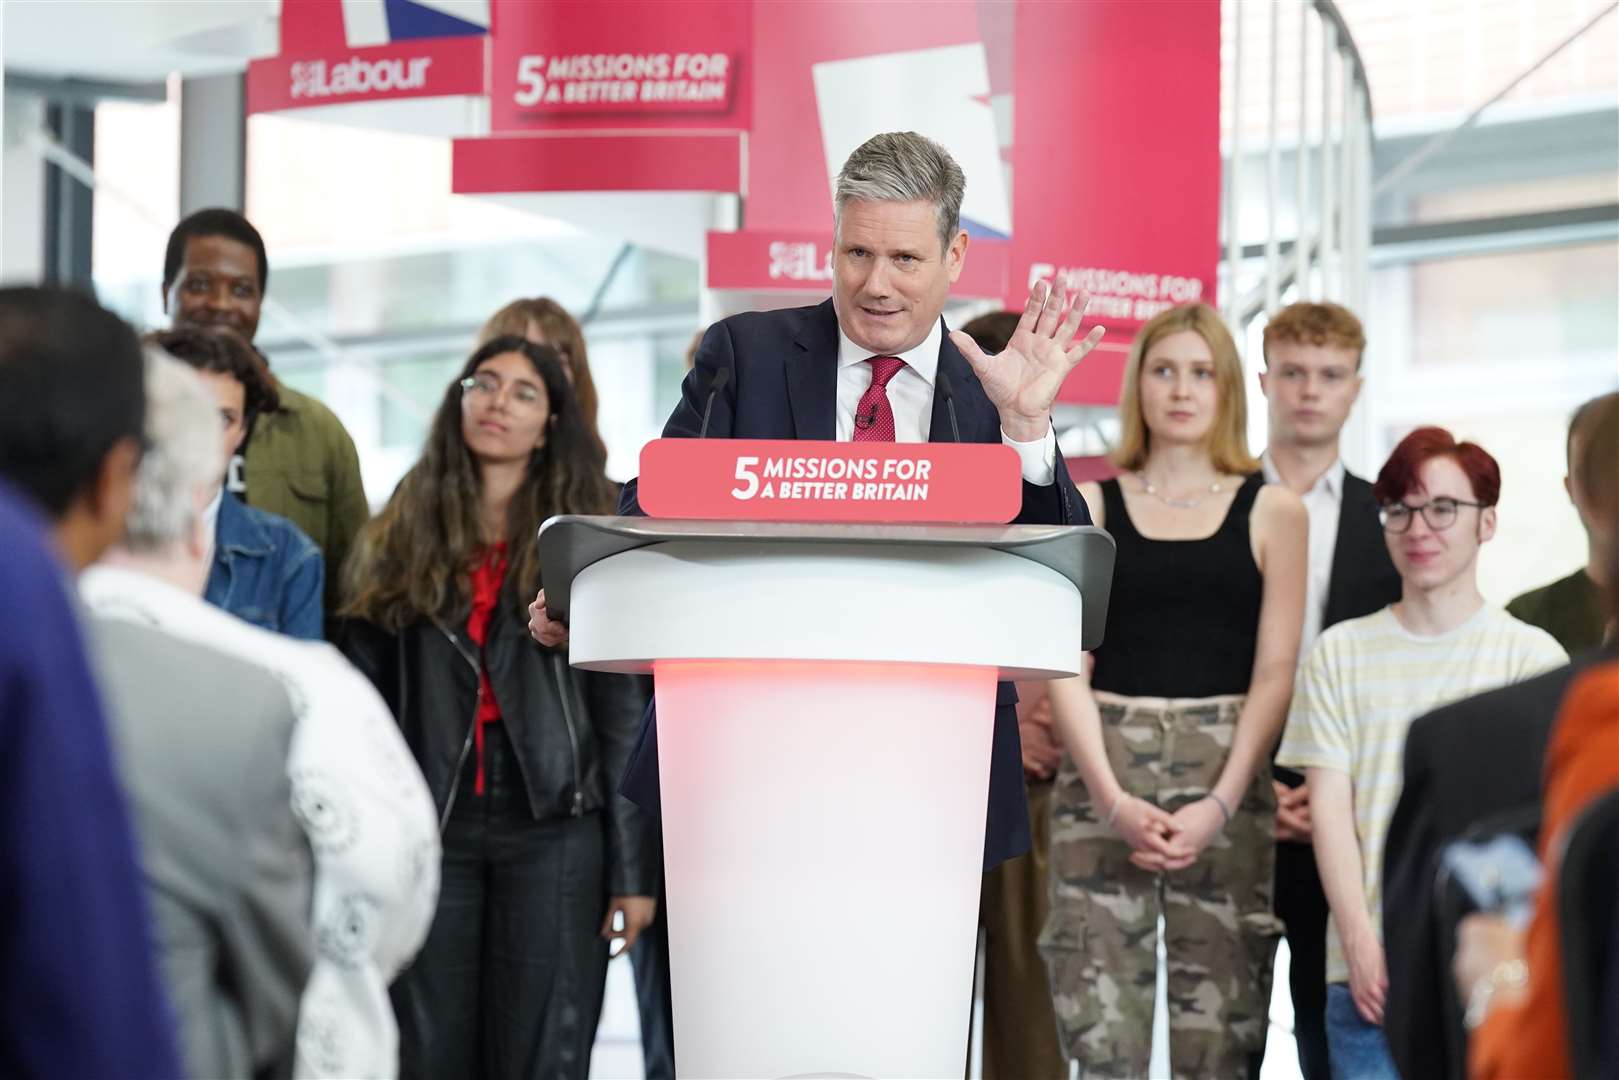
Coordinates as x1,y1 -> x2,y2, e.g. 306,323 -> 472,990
637,437 -> 1022,523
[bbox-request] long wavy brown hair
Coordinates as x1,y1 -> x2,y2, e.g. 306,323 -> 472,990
342,336 -> 616,632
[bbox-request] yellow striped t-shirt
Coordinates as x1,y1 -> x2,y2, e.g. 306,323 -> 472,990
1275,604 -> 1566,984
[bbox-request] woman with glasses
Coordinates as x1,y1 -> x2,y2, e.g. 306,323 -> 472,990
479,298 -> 606,457
1039,302 -> 1308,1078
1276,426 -> 1565,1079
337,336 -> 657,1080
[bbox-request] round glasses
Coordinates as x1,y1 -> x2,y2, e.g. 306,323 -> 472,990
1379,497 -> 1487,534
460,372 -> 544,409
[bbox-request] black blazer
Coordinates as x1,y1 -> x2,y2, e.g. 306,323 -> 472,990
1274,470 -> 1400,783
617,300 -> 1089,870
1381,644 -> 1618,1080
1321,471 -> 1401,632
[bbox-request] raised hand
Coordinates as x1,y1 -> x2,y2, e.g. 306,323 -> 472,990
948,275 -> 1105,442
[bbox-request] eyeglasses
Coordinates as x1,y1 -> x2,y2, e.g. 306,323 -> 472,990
1379,497 -> 1487,534
460,373 -> 544,408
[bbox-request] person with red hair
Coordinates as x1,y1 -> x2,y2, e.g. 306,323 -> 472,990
1276,426 -> 1566,1079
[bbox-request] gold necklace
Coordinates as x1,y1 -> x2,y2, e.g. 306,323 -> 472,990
1137,472 -> 1224,509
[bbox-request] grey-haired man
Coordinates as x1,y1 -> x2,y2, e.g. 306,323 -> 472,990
530,130 -> 1103,869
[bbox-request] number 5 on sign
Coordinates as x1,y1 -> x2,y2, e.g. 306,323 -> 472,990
732,457 -> 760,500
515,56 -> 545,106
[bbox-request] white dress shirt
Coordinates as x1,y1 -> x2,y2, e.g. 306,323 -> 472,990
1262,450 -> 1345,661
834,320 -> 1057,484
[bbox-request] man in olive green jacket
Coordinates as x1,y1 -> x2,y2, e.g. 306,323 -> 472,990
162,209 -> 368,623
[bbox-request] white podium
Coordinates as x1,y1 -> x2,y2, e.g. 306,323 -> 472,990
539,517 -> 1114,1079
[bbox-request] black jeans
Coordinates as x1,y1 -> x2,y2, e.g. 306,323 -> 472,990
395,722 -> 608,1080
629,866 -> 676,1079
1261,836 -> 1331,1080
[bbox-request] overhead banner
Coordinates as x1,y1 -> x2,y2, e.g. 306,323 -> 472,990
487,0 -> 752,132
254,0 -> 1220,404
247,0 -> 488,113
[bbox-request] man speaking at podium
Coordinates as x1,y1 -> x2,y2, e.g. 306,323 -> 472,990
530,131 -> 1103,869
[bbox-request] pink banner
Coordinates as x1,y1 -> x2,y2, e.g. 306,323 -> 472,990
638,439 -> 1022,524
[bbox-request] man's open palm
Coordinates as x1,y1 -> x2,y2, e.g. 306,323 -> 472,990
948,277 -> 1105,441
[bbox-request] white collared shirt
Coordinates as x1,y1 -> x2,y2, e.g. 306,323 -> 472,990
834,320 -> 1057,484
1262,449 -> 1346,660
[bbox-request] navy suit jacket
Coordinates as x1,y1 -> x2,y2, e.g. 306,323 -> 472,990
615,299 -> 1090,870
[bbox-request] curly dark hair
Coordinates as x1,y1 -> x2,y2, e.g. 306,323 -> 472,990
144,327 -> 280,425
341,336 -> 617,632
162,208 -> 268,294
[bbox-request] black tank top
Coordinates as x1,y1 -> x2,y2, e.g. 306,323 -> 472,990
1090,472 -> 1265,698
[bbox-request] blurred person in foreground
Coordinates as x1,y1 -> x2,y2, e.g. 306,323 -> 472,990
84,349 -> 441,1078
147,326 -> 324,639
1043,302 -> 1307,1078
339,336 -> 656,1079
1386,392 -> 1619,1080
1256,301 -> 1401,1080
1506,391 -> 1618,655
961,309 -> 1065,1080
1276,427 -> 1567,1080
81,351 -> 314,1077
163,207 -> 367,622
0,286 -> 181,1079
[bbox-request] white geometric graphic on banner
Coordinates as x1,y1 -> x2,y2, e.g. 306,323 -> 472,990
340,0 -> 390,49
812,44 -> 1011,238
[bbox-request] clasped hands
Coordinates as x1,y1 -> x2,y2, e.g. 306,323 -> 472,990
1109,792 -> 1226,872
949,275 -> 1105,443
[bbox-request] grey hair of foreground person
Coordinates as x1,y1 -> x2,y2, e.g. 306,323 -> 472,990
834,131 -> 966,253
122,348 -> 222,552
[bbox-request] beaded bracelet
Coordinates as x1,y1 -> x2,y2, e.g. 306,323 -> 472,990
1207,792 -> 1233,826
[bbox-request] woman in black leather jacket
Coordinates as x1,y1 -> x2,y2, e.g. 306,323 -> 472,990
339,336 -> 655,1080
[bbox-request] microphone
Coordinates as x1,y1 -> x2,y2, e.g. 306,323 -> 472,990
697,367 -> 731,439
936,369 -> 963,443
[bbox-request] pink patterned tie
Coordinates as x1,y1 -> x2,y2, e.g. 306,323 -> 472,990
852,356 -> 906,442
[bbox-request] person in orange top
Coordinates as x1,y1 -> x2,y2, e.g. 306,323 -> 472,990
1455,658 -> 1619,1079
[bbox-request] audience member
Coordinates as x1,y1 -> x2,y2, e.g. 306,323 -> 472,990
481,298 -> 673,1075
0,286 -> 181,1079
1507,391 -> 1618,655
1277,426 -> 1567,1080
1256,300 -> 1401,1080
147,327 -> 324,639
162,208 -> 368,620
1384,391 -> 1619,1079
339,336 -> 657,1079
961,309 -> 1065,1080
1042,302 -> 1307,1078
1455,656 -> 1618,1079
79,346 -> 317,1079
85,351 -> 442,1078
480,296 -> 605,452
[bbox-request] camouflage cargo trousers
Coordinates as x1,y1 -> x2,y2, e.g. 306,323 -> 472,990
1038,693 -> 1284,1080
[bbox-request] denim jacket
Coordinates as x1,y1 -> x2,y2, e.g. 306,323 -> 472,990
204,490 -> 324,641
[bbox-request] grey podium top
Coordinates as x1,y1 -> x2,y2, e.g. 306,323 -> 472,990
537,516 -> 1116,652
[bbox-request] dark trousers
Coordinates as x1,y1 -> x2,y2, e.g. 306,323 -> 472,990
395,723 -> 608,1080
1267,836 -> 1331,1080
978,777 -> 1065,1080
629,881 -> 676,1079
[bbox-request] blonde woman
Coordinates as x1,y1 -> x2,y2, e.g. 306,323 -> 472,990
1040,302 -> 1307,1078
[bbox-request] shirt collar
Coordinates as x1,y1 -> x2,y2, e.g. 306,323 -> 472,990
836,317 -> 942,387
1261,449 -> 1345,499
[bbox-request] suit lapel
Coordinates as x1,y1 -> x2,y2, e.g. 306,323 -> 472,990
786,299 -> 839,440
930,324 -> 993,444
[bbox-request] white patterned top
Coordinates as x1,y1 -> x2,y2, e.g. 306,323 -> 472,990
82,565 -> 441,1079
